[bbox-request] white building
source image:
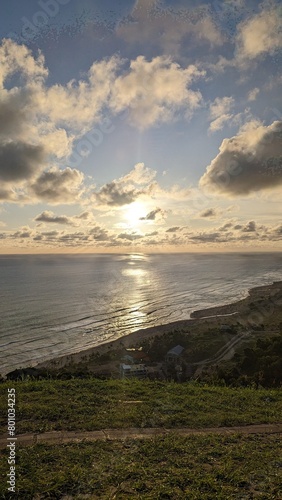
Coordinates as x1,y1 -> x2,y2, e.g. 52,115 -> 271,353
120,363 -> 147,379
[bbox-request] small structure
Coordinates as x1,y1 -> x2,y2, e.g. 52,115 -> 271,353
120,363 -> 147,379
165,345 -> 185,365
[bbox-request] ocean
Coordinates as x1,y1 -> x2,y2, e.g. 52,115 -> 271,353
0,252 -> 281,376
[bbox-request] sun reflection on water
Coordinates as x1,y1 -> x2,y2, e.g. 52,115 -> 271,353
120,258 -> 152,329
122,267 -> 147,277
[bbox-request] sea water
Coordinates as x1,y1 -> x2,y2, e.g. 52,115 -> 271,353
0,252 -> 281,375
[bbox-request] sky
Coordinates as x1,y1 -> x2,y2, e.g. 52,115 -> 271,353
0,0 -> 281,253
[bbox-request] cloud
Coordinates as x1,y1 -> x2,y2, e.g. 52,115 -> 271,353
34,210 -> 75,225
166,226 -> 181,233
74,211 -> 93,221
0,141 -> 46,183
199,208 -> 218,219
242,220 -> 257,232
92,182 -> 142,207
247,88 -> 260,101
109,56 -> 204,128
218,222 -> 234,232
11,226 -> 33,239
199,120 -> 282,196
0,187 -> 17,202
0,39 -> 207,207
3,216 -> 281,250
210,96 -> 235,120
0,88 -> 35,140
116,0 -> 223,55
92,163 -> 157,207
139,207 -> 166,221
121,163 -> 156,185
42,56 -> 120,133
117,232 -> 143,241
89,226 -> 110,241
30,167 -> 85,204
209,96 -> 235,133
236,5 -> 282,61
0,38 -> 48,88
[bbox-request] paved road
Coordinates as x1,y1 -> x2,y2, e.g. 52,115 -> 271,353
1,424 -> 282,449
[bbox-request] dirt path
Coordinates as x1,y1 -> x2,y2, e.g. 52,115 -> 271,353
1,424 -> 282,449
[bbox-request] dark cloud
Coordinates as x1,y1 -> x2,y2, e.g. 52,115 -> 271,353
30,167 -> 84,204
145,231 -> 158,236
200,121 -> 282,196
199,208 -> 218,218
117,232 -> 143,241
0,141 -> 45,182
34,211 -> 74,225
274,225 -> 282,235
219,222 -> 233,232
41,231 -> 59,237
12,229 -> 32,239
89,226 -> 109,241
242,221 -> 256,232
93,182 -> 139,207
189,231 -> 222,243
166,226 -> 180,233
75,211 -> 92,220
139,207 -> 166,220
0,91 -> 31,139
0,187 -> 16,201
92,164 -> 157,207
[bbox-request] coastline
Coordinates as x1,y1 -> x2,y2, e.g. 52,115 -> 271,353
34,280 -> 282,373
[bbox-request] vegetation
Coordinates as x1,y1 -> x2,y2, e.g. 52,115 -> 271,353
200,330 -> 282,387
1,434 -> 282,498
0,378 -> 282,435
138,327 -> 235,363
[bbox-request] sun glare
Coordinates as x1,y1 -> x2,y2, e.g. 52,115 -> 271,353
124,202 -> 147,227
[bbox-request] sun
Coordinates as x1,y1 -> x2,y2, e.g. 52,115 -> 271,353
123,202 -> 147,228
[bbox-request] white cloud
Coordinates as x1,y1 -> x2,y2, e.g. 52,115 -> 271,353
247,87 -> 260,101
0,38 -> 47,89
121,163 -> 157,185
236,5 -> 282,61
209,96 -> 235,132
41,56 -> 120,134
109,56 -> 204,128
210,97 -> 235,120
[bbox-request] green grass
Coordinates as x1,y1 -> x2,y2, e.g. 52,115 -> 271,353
1,434 -> 282,499
0,378 -> 282,434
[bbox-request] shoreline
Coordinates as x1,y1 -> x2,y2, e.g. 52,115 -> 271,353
34,280 -> 282,373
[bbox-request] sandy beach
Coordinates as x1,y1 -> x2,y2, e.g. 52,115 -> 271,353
35,280 -> 282,373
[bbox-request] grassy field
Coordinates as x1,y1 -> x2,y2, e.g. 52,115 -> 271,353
1,378 -> 282,498
0,433 -> 281,499
1,378 -> 282,434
